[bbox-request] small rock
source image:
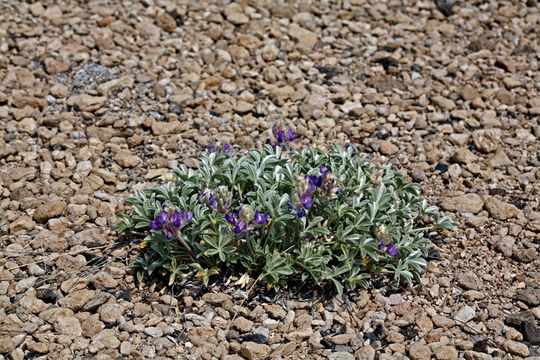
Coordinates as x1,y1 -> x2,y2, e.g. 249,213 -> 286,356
503,339 -> 529,357
463,351 -> 493,360
33,200 -> 66,223
67,95 -> 107,112
54,316 -> 83,337
156,13 -> 177,32
451,148 -> 478,164
472,129 -> 501,153
265,304 -> 286,319
151,121 -> 181,135
201,292 -> 232,305
91,271 -> 118,289
240,341 -> 271,360
441,193 -> 484,213
233,317 -> 254,333
433,345 -> 459,360
457,271 -> 482,290
144,327 -> 163,338
521,321 -> 540,345
378,140 -> 399,155
328,352 -> 355,360
411,169 -> 426,182
15,277 -> 37,293
484,197 -> 519,220
512,248 -> 537,263
115,149 -> 142,168
100,304 -> 123,324
409,342 -> 432,360
454,305 -> 476,324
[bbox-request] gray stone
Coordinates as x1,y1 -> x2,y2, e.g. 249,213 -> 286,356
454,305 -> 476,324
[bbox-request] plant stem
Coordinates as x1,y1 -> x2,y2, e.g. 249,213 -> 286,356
176,231 -> 197,263
245,230 -> 254,256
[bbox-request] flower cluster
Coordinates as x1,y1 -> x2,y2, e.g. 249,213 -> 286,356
150,208 -> 193,239
290,174 -> 314,217
267,124 -> 297,150
311,164 -> 343,200
375,225 -> 398,257
226,205 -> 268,233
201,186 -> 231,212
290,164 -> 343,217
208,143 -> 231,154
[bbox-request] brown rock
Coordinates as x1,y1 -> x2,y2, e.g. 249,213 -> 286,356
44,57 -> 70,74
378,140 -> 399,155
241,341 -> 271,360
472,129 -> 501,153
484,197 -> 519,220
409,342 -> 432,360
114,149 -> 142,167
441,193 -> 484,213
33,200 -> 66,223
54,316 -> 82,337
156,13 -> 177,32
67,95 -> 107,112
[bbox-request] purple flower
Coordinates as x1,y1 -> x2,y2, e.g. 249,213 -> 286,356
209,195 -> 217,209
170,211 -> 182,227
378,242 -> 385,250
208,146 -> 215,153
297,209 -> 306,217
224,144 -> 231,153
311,175 -> 323,187
275,130 -> 285,143
150,220 -> 162,230
234,220 -> 247,233
305,175 -> 316,193
165,226 -> 175,239
320,164 -> 329,176
182,210 -> 193,223
386,243 -> 398,257
150,207 -> 192,234
225,213 -> 237,225
300,194 -> 312,209
287,129 -> 297,141
156,210 -> 169,226
254,210 -> 268,224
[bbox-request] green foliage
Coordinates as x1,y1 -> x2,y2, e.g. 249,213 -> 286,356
114,144 -> 454,294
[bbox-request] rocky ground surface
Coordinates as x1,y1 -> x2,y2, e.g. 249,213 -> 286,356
0,0 -> 539,359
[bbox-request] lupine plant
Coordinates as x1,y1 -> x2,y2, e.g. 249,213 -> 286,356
114,127 -> 454,293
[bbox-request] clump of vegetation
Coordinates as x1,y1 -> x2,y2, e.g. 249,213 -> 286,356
114,126 -> 453,294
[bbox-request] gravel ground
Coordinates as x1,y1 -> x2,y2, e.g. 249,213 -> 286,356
0,0 -> 539,359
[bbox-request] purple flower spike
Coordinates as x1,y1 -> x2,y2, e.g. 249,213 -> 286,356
287,129 -> 297,141
171,211 -> 181,227
275,130 -> 285,143
301,193 -> 312,209
234,220 -> 247,233
297,209 -> 306,217
254,210 -> 268,224
224,144 -> 231,153
225,213 -> 236,225
150,220 -> 162,231
208,146 -> 215,153
386,244 -> 398,257
378,242 -> 385,250
156,211 -> 169,226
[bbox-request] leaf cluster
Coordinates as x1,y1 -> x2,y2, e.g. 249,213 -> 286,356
114,145 -> 454,293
